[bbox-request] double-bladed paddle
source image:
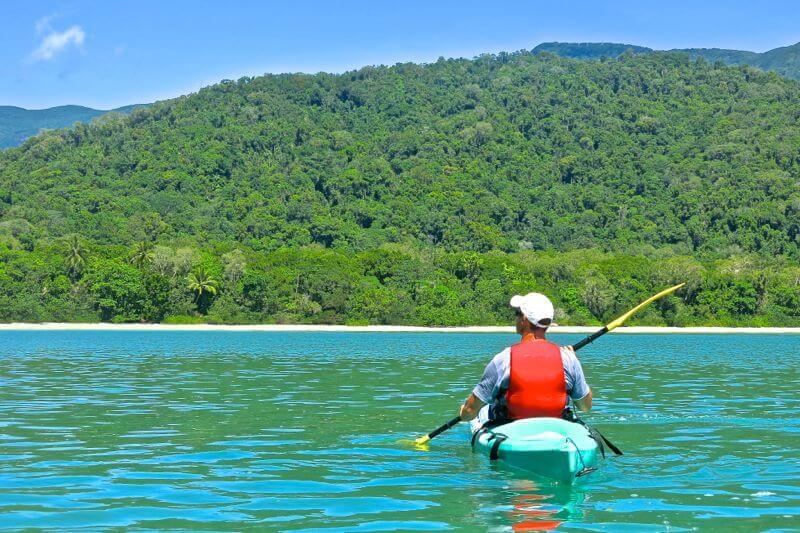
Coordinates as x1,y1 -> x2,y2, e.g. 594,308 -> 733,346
413,283 -> 685,446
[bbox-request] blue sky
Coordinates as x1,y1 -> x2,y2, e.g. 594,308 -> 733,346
3,0 -> 799,109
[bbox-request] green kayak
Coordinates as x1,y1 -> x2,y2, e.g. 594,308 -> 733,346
470,417 -> 600,482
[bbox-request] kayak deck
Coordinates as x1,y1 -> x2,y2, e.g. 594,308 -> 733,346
470,417 -> 599,482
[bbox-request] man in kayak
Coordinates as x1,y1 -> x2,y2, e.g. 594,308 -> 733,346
459,292 -> 592,428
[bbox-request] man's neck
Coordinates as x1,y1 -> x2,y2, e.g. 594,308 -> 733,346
520,328 -> 547,341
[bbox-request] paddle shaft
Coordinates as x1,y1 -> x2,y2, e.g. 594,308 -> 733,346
419,329 -> 604,441
423,416 -> 461,442
416,283 -> 684,445
572,282 -> 684,351
571,326 -> 609,351
415,329 -> 616,443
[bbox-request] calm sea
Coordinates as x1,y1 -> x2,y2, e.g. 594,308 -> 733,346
0,331 -> 798,531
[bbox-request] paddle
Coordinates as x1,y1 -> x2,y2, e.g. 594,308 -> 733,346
413,283 -> 685,446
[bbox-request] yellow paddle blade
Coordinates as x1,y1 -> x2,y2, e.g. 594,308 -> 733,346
606,283 -> 685,331
413,441 -> 430,452
397,437 -> 431,451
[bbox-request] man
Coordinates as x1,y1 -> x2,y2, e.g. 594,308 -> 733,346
459,292 -> 592,428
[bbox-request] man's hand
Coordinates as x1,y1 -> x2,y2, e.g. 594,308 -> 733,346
459,393 -> 486,421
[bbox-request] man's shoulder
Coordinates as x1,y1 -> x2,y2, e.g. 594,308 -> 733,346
558,345 -> 584,375
490,347 -> 511,366
559,344 -> 578,360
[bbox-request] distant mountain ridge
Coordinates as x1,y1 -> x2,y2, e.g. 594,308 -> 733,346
533,41 -> 800,80
0,104 -> 143,149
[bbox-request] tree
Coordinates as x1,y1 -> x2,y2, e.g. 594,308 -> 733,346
186,267 -> 219,313
63,235 -> 88,282
85,259 -> 147,322
130,242 -> 154,268
582,276 -> 614,320
222,249 -> 246,285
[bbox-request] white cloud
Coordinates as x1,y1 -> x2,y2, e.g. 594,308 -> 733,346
30,25 -> 85,62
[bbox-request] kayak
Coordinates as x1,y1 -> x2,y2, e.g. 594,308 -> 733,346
470,417 -> 600,482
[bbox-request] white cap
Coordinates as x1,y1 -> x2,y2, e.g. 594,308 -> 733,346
510,292 -> 556,328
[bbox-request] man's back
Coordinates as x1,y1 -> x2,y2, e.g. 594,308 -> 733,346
472,338 -> 590,421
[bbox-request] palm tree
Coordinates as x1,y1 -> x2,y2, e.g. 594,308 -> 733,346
187,267 -> 219,301
64,235 -> 87,281
130,241 -> 154,268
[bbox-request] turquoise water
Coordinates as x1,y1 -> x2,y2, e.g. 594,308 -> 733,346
0,331 -> 798,531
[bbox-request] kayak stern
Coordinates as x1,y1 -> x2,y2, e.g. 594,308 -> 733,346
471,418 -> 600,482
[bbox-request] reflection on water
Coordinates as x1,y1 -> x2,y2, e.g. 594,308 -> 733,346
0,331 -> 798,530
505,479 -> 577,531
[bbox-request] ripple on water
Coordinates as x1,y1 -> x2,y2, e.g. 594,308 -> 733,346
236,495 -> 436,516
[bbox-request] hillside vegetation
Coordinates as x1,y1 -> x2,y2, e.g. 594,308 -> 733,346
1,52 -> 799,325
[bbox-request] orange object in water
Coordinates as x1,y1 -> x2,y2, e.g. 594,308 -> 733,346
506,337 -> 567,419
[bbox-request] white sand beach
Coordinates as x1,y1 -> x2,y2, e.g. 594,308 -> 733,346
0,323 -> 799,334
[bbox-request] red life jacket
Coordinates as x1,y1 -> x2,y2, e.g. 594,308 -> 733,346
506,337 -> 567,419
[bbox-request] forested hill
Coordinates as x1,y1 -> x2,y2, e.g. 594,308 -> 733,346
2,52 -> 798,257
1,52 -> 800,326
0,104 -> 141,149
533,42 -> 800,81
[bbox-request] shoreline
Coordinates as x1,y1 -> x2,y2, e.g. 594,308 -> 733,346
1,323 -> 800,334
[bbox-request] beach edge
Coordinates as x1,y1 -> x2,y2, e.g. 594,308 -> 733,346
1,323 -> 800,334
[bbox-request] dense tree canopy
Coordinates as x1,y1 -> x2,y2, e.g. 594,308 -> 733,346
0,52 -> 798,325
0,242 -> 797,326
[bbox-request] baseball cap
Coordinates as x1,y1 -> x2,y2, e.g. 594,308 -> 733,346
510,292 -> 556,328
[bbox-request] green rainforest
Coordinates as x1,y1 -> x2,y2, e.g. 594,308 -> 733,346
1,51 -> 799,325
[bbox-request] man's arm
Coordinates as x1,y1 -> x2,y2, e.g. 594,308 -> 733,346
573,388 -> 592,412
563,345 -> 592,412
459,393 -> 486,421
461,349 -> 506,420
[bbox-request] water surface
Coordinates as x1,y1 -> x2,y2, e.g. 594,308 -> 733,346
0,331 -> 798,531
